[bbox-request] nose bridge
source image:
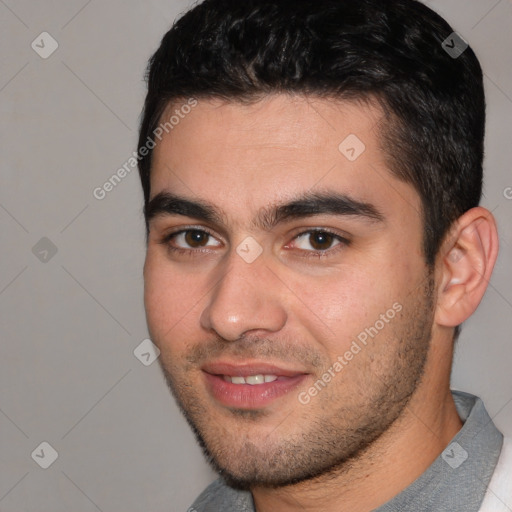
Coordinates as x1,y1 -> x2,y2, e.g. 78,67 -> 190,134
199,247 -> 287,341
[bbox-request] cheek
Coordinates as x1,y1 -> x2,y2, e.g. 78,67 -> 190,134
143,256 -> 196,345
296,264 -> 406,351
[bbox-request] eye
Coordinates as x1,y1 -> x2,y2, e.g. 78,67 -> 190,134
287,229 -> 349,257
159,228 -> 221,255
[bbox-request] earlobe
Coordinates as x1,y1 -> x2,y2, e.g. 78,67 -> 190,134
435,207 -> 499,328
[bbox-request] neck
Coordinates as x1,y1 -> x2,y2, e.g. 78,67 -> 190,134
251,335 -> 463,512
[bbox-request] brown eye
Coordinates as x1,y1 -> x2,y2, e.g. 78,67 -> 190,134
292,230 -> 345,252
286,229 -> 351,259
160,228 -> 222,254
184,230 -> 210,248
308,231 -> 335,251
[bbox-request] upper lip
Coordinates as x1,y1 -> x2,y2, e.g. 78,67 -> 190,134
202,361 -> 307,378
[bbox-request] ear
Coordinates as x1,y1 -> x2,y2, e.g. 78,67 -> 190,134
435,207 -> 499,328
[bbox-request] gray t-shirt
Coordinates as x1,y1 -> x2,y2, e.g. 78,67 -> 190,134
188,390 -> 503,512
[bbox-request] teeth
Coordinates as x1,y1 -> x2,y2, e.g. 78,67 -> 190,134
246,375 -> 264,385
223,374 -> 278,385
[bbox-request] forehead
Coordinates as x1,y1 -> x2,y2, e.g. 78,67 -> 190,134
153,94 -> 383,169
149,94 -> 421,229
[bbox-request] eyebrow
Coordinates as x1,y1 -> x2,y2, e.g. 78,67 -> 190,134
145,190 -> 384,231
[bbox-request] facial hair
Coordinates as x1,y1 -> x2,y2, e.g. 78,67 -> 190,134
157,270 -> 436,490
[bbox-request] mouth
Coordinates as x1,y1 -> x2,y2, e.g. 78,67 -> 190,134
202,361 -> 309,409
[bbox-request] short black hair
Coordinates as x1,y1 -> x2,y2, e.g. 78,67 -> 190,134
138,0 -> 485,269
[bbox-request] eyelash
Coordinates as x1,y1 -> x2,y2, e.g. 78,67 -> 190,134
158,227 -> 351,259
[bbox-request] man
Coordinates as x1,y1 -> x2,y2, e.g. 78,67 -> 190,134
137,0 -> 512,510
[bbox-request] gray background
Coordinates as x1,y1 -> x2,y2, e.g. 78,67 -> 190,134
0,0 -> 511,510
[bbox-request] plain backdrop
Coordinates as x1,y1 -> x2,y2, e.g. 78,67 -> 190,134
0,0 -> 511,510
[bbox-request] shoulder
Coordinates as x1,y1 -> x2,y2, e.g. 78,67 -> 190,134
479,436 -> 512,512
187,478 -> 254,512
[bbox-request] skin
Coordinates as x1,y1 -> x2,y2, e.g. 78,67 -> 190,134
143,94 -> 498,512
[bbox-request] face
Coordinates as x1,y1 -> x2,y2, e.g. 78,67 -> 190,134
143,95 -> 436,488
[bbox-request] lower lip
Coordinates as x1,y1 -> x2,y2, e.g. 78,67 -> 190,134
203,373 -> 308,409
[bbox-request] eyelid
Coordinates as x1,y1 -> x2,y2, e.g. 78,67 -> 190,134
158,225 -> 221,248
284,228 -> 351,259
286,228 -> 350,249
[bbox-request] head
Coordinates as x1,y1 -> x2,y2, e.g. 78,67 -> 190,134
139,0 -> 498,490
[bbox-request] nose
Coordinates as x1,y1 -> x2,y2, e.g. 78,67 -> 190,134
199,249 -> 287,341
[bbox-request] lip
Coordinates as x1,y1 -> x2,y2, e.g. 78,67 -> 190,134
202,361 -> 309,409
202,361 -> 306,378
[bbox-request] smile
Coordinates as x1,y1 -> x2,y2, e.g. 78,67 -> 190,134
222,374 -> 279,384
201,362 -> 309,409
